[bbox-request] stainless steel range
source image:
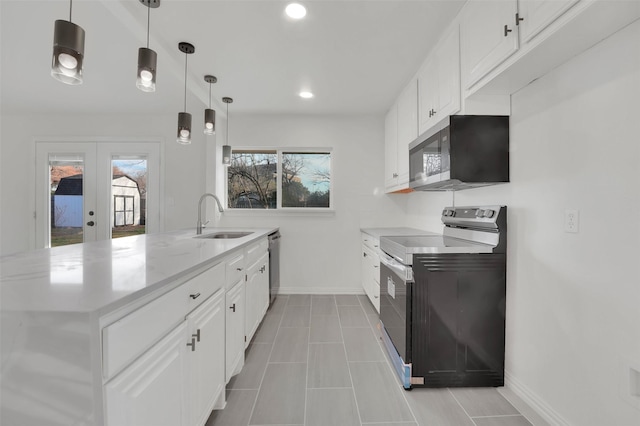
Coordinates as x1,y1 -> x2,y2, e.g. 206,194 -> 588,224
379,206 -> 507,389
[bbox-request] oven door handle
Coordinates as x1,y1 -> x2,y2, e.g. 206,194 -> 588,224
379,251 -> 413,282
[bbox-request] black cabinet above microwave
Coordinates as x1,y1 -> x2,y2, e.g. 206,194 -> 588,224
409,116 -> 509,191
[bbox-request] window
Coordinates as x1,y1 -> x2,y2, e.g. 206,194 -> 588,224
227,149 -> 332,210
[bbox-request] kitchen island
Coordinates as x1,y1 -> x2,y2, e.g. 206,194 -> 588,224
1,227 -> 277,426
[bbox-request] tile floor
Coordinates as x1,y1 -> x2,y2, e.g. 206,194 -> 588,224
206,294 -> 538,426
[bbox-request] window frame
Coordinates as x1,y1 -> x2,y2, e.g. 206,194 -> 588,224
225,147 -> 334,214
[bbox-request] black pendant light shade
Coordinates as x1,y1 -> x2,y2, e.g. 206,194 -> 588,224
51,19 -> 85,85
137,47 -> 157,92
222,97 -> 233,165
176,42 -> 195,145
204,75 -> 217,135
177,112 -> 192,144
136,0 -> 159,92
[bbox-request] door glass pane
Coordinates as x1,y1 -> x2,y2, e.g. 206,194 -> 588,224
111,157 -> 147,239
49,155 -> 84,247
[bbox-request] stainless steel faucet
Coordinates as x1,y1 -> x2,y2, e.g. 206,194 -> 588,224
197,193 -> 224,234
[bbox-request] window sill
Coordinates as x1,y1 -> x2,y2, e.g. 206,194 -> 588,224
223,208 -> 336,218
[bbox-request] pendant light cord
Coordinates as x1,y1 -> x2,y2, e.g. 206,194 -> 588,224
183,54 -> 187,112
226,103 -> 229,144
146,5 -> 150,48
69,0 -> 73,21
208,84 -> 212,109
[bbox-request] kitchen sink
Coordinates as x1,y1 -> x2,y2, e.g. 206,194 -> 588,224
195,231 -> 253,239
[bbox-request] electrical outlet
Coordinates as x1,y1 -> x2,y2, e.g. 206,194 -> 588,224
565,209 -> 579,233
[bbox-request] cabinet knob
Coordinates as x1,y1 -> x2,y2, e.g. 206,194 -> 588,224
363,252 -> 367,257
515,13 -> 524,25
189,293 -> 201,300
192,329 -> 201,342
504,24 -> 513,37
236,267 -> 243,272
230,303 -> 236,313
186,337 -> 196,352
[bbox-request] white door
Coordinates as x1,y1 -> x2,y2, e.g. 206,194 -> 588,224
104,322 -> 188,426
35,140 -> 161,248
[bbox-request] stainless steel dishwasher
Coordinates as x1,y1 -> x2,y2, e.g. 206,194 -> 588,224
268,231 -> 281,305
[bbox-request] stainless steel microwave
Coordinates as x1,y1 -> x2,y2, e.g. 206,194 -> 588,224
408,115 -> 509,191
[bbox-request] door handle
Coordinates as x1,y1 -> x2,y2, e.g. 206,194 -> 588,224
86,221 -> 95,227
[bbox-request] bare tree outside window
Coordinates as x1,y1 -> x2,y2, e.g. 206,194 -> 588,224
228,151 -> 277,209
227,150 -> 331,209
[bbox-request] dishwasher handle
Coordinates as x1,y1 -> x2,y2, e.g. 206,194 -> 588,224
379,251 -> 413,282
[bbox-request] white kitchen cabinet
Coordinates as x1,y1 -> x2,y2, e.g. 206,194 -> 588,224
385,78 -> 417,193
225,278 -> 245,382
460,0 -> 519,90
361,233 -> 380,313
186,289 -> 226,426
245,250 -> 270,348
518,0 -> 579,43
418,25 -> 461,135
384,103 -> 398,190
105,322 -> 189,426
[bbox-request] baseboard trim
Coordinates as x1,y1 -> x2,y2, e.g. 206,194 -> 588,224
277,286 -> 365,295
503,370 -> 572,426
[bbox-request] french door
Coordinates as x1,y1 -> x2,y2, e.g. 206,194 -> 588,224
35,140 -> 161,248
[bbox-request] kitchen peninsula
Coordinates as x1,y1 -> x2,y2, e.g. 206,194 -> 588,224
1,227 -> 277,426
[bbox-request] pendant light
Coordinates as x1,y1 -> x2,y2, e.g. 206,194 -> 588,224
176,42 -> 195,145
222,97 -> 233,165
204,75 -> 217,135
136,0 -> 160,92
51,0 -> 85,85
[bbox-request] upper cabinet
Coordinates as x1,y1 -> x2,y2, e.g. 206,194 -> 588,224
460,0 -> 638,96
460,0 -> 519,91
517,0 -> 579,44
418,25 -> 461,135
385,77 -> 417,193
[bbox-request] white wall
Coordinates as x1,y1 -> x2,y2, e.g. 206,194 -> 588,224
211,114 -> 406,294
405,21 -> 640,426
0,110 -> 209,255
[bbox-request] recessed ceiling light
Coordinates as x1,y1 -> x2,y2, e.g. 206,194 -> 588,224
285,3 -> 307,19
299,91 -> 314,99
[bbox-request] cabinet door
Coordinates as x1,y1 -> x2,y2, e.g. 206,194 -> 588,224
518,0 -> 578,43
226,279 -> 245,382
187,290 -> 226,426
384,104 -> 398,189
104,323 -> 188,426
256,253 -> 270,320
361,245 -> 372,296
436,25 -> 461,119
245,260 -> 261,347
396,78 -> 418,186
418,57 -> 438,135
461,0 -> 519,89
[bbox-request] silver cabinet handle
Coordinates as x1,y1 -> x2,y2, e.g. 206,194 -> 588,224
192,329 -> 201,342
190,293 -> 201,300
186,337 -> 196,351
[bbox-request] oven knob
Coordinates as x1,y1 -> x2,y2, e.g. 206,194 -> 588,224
449,210 -> 456,217
484,209 -> 495,218
442,209 -> 448,216
476,209 -> 484,217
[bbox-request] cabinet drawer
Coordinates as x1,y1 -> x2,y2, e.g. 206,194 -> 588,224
246,238 -> 268,267
361,233 -> 380,252
102,262 -> 224,380
225,252 -> 245,289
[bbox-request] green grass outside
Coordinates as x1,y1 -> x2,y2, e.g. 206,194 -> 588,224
51,225 -> 146,247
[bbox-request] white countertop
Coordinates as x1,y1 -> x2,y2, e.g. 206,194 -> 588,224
360,227 -> 439,239
0,227 -> 277,315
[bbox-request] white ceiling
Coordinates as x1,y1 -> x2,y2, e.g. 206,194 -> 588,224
0,0 -> 466,116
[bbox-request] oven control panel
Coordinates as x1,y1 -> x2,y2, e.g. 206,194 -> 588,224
441,206 -> 504,228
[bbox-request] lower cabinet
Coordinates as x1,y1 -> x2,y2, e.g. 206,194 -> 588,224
225,278 -> 245,382
104,322 -> 189,426
187,290 -> 226,426
245,252 -> 270,347
361,233 -> 381,313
